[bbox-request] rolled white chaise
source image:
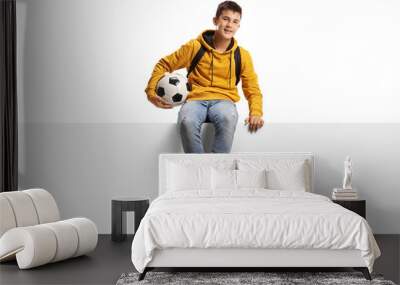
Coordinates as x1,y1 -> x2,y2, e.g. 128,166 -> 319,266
0,188 -> 98,269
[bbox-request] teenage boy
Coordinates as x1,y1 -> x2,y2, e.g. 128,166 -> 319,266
145,1 -> 264,153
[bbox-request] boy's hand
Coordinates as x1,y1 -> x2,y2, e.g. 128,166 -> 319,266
148,96 -> 173,109
244,115 -> 264,133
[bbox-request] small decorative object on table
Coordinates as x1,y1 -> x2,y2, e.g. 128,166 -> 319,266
342,155 -> 353,190
332,156 -> 358,200
111,197 -> 149,242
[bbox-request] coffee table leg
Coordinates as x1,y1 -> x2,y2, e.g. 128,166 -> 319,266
112,201 -> 127,241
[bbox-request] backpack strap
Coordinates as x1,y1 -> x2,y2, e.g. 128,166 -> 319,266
234,47 -> 241,86
187,45 -> 206,77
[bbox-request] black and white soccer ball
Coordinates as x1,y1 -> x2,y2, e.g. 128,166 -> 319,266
156,72 -> 189,106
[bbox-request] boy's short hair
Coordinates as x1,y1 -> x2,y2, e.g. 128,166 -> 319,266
215,1 -> 242,18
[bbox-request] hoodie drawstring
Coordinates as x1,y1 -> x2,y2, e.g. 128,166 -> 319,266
229,50 -> 232,89
210,50 -> 233,88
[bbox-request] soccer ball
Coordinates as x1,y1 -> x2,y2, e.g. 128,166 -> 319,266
156,72 -> 189,106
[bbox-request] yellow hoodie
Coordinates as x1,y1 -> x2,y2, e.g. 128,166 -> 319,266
145,30 -> 263,116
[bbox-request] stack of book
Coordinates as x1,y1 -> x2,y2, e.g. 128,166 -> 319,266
332,188 -> 358,200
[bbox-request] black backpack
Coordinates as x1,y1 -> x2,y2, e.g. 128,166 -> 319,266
186,45 -> 241,88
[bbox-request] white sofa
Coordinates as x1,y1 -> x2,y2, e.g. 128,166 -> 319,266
0,188 -> 98,269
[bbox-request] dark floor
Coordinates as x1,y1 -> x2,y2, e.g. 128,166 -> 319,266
0,234 -> 399,285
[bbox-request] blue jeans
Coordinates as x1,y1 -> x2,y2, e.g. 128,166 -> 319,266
177,100 -> 239,153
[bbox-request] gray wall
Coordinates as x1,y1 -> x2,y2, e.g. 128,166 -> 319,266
19,123 -> 400,234
16,0 -> 400,234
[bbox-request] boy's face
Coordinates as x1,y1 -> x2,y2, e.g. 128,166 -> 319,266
213,9 -> 241,40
